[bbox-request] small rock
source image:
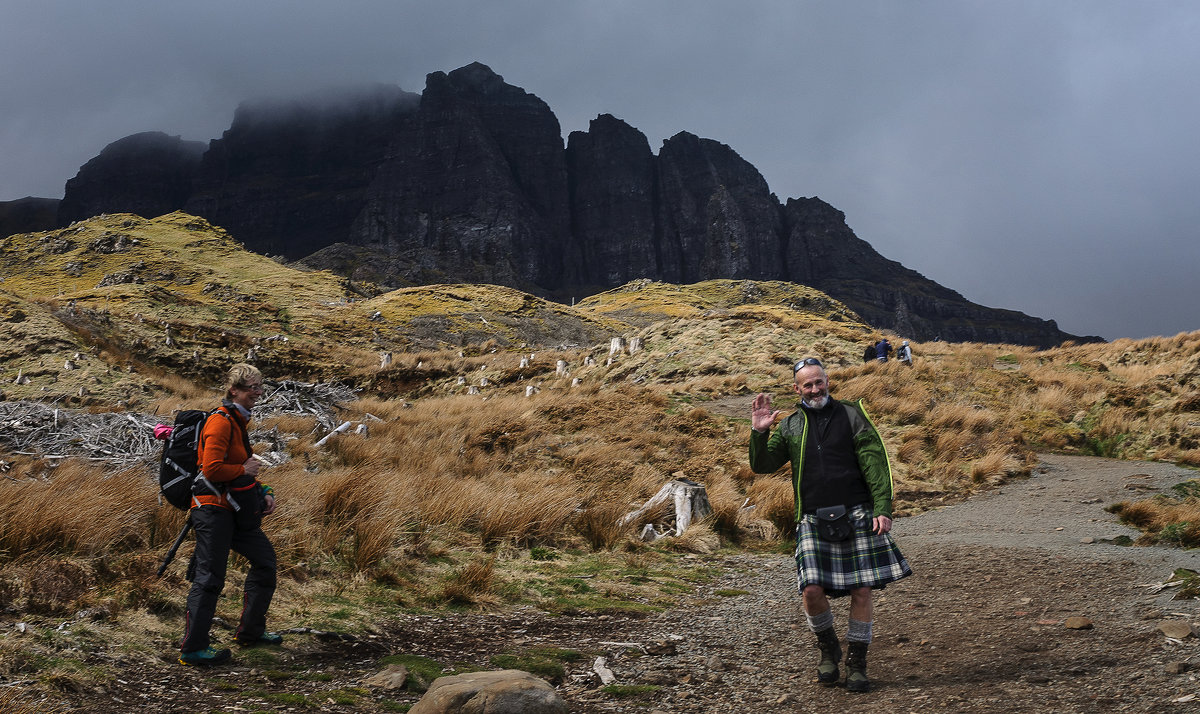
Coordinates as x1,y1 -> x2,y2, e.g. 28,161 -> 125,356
1080,537 -> 1095,544
706,655 -> 726,671
1158,620 -> 1194,639
1064,617 -> 1094,630
639,671 -> 676,686
1166,661 -> 1190,675
775,693 -> 798,704
363,664 -> 409,690
645,640 -> 676,656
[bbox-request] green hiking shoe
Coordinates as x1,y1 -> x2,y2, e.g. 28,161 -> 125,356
179,646 -> 231,666
845,641 -> 870,693
236,631 -> 283,647
814,627 -> 842,686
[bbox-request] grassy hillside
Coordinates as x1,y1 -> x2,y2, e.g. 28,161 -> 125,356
1,211 -> 1198,706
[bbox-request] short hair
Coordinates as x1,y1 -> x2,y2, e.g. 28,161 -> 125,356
224,363 -> 263,399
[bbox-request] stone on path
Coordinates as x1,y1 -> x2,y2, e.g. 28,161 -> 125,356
409,669 -> 566,714
1063,616 -> 1094,630
1158,620 -> 1195,639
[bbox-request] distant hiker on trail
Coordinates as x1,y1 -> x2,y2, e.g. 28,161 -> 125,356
180,363 -> 280,666
896,340 -> 913,367
875,339 -> 892,362
862,343 -> 876,364
748,357 -> 911,693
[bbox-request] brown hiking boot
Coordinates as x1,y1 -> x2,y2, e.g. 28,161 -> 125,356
845,641 -> 869,692
814,627 -> 842,686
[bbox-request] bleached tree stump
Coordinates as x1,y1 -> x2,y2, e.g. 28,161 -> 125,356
609,337 -> 625,356
619,479 -> 712,537
556,360 -> 568,376
379,352 -> 393,368
628,337 -> 642,354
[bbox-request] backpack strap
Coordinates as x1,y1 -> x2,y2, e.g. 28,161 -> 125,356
193,408 -> 244,511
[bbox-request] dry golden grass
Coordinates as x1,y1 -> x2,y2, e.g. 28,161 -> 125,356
0,687 -> 57,714
0,461 -> 155,557
1109,497 -> 1200,546
744,476 -> 796,535
439,555 -> 498,606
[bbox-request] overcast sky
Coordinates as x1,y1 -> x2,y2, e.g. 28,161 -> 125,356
3,1 -> 1197,341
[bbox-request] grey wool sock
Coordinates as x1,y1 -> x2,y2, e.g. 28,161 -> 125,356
806,608 -> 835,634
847,617 -> 873,644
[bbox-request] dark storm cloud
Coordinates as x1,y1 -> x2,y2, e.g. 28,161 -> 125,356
2,1 -> 1196,340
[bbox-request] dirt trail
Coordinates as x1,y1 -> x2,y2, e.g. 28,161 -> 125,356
559,453 -> 1200,713
896,453 -> 1200,577
43,454 -> 1200,713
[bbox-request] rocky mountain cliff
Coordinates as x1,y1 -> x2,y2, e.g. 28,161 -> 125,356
37,62 -> 1095,347
0,197 -> 59,238
57,132 -> 206,225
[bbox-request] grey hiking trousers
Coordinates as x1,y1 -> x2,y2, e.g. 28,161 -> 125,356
181,504 -> 277,653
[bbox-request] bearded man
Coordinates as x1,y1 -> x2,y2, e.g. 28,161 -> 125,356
749,357 -> 911,692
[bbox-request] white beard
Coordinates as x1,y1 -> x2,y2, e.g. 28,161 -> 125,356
802,394 -> 830,409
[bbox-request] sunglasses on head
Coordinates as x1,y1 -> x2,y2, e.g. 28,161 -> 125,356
793,357 -> 823,372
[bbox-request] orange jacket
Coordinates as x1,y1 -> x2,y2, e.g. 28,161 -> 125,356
193,405 -> 256,509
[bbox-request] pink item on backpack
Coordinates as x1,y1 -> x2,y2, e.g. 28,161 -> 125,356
154,424 -> 174,440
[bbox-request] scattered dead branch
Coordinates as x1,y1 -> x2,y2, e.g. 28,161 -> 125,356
0,380 -> 359,467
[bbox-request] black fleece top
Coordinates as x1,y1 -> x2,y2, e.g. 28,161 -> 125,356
799,399 -> 872,512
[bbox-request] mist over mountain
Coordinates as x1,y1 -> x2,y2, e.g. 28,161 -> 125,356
10,62 -> 1098,347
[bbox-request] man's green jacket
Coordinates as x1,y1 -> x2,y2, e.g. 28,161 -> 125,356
748,398 -> 894,521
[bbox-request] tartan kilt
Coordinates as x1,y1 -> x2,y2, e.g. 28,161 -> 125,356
795,504 -> 912,598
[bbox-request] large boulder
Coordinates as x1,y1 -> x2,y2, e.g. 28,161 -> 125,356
408,669 -> 567,714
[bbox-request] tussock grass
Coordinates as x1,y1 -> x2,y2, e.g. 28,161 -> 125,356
0,461 -> 154,558
1109,497 -> 1200,547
